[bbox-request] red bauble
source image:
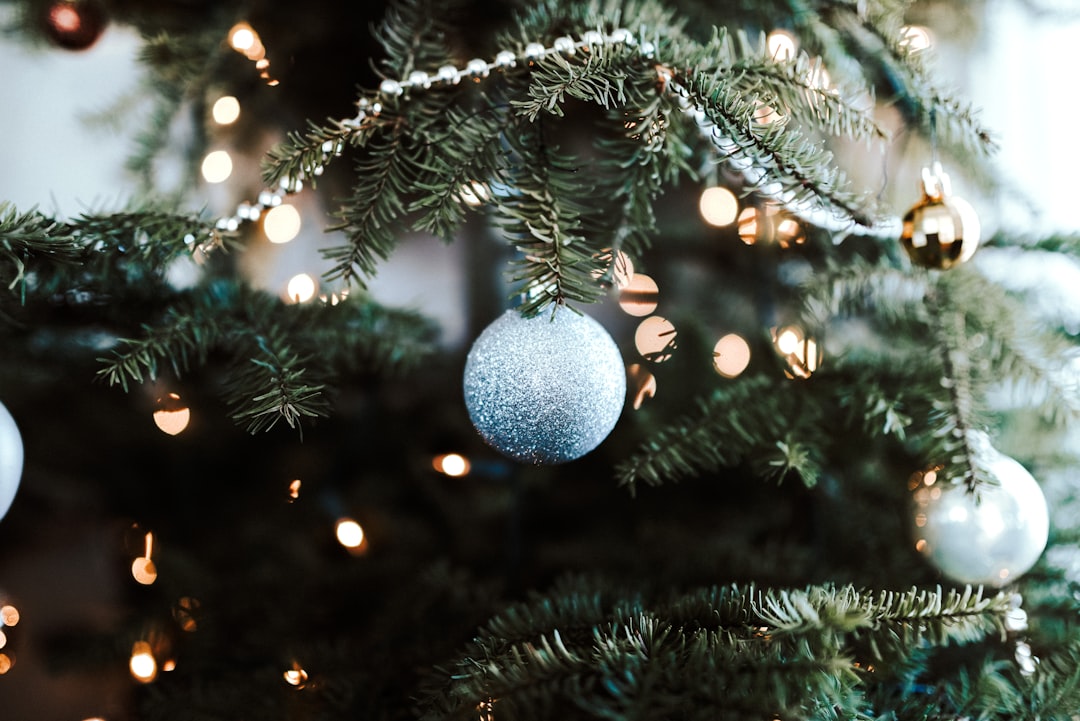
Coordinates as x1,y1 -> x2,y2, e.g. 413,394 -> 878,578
40,0 -> 108,51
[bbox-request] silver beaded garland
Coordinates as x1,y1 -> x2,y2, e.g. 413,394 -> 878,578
0,400 -> 23,523
463,308 -> 626,464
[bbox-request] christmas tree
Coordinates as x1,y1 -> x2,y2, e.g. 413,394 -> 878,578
2,0 -> 1080,719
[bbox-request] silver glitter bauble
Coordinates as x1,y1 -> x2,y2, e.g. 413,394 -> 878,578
0,400 -> 23,522
464,308 -> 625,464
912,434 -> 1049,587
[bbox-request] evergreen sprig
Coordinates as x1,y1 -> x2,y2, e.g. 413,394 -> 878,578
616,374 -> 826,492
419,582 -> 1013,721
97,280 -> 438,432
0,202 -> 83,290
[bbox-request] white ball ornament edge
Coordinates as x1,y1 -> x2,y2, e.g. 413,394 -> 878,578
912,435 -> 1050,588
0,400 -> 23,523
463,307 -> 626,465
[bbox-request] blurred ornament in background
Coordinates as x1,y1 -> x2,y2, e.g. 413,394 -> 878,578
0,400 -> 23,523
910,433 -> 1049,587
464,308 -> 625,464
39,0 -> 108,51
900,162 -> 981,269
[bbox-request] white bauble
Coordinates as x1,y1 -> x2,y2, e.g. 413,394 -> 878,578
0,400 -> 23,522
912,436 -> 1049,587
463,308 -> 625,464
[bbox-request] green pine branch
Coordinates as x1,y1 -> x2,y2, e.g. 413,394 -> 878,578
496,121 -> 608,316
97,280 -> 438,432
616,374 -> 826,492
419,581 -> 1013,721
0,202 -> 83,291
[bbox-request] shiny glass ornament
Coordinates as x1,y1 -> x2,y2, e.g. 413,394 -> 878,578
900,162 -> 980,270
463,308 -> 625,464
911,434 -> 1049,587
0,401 -> 23,523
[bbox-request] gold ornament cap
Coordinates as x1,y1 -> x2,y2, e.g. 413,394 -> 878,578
900,162 -> 980,270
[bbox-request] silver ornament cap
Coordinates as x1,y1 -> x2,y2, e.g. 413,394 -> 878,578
912,433 -> 1049,587
0,400 -> 23,522
464,308 -> 626,464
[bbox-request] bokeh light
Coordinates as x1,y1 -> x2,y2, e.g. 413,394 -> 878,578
285,661 -> 309,688
772,325 -> 821,379
0,653 -> 11,674
766,29 -> 797,60
619,273 -> 659,316
286,273 -> 317,303
900,25 -> 932,53
433,453 -> 470,477
0,605 -> 19,627
288,479 -> 302,501
153,392 -> 191,435
129,641 -> 157,683
626,363 -> 657,410
699,186 -> 739,227
635,316 -> 678,363
713,334 -> 751,378
211,96 -> 240,125
335,518 -> 365,549
228,23 -> 255,51
200,150 -> 233,184
263,204 -> 302,244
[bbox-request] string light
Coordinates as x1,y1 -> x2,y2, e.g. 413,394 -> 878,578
0,605 -> 19,627
284,660 -> 309,688
0,629 -> 6,649
286,273 -> 317,303
131,531 -> 158,585
713,334 -> 751,378
766,29 -> 798,61
129,641 -> 157,683
772,325 -> 821,379
0,653 -> 11,674
900,25 -> 933,53
263,203 -> 302,243
433,453 -> 471,477
211,96 -> 240,125
173,597 -> 200,632
626,363 -> 657,410
153,392 -> 191,435
699,186 -> 739,227
200,150 -> 233,184
335,518 -> 365,549
634,316 -> 678,363
618,273 -> 659,316
288,479 -> 302,501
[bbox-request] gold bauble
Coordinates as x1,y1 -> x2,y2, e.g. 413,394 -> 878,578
900,163 -> 980,270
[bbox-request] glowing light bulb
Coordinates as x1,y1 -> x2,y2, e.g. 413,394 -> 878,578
228,23 -> 256,51
132,532 -> 157,585
200,150 -> 233,184
212,96 -> 240,125
284,661 -> 309,687
900,25 -> 932,52
288,479 -> 302,501
0,629 -> 7,649
130,642 -> 157,683
776,328 -> 801,355
699,186 -> 738,227
766,29 -> 797,60
618,273 -> 659,316
0,605 -> 19,627
335,519 -> 365,548
263,204 -> 302,243
153,392 -> 191,435
433,453 -> 470,477
634,316 -> 678,363
0,653 -> 11,674
713,334 -> 751,378
286,273 -> 317,303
